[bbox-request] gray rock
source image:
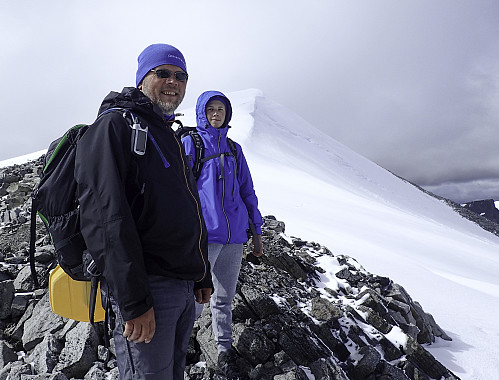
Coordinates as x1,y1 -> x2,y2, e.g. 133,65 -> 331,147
249,362 -> 282,379
22,292 -> 65,351
11,294 -> 30,319
4,300 -> 35,342
1,174 -> 21,184
83,362 -> 107,380
273,367 -> 309,380
97,345 -> 111,362
20,374 -> 68,380
309,358 -> 349,380
0,280 -> 15,319
404,336 -> 458,379
0,361 -> 32,380
34,246 -> 54,264
309,296 -> 342,321
233,323 -> 275,365
0,340 -> 18,368
377,360 -> 411,380
240,284 -> 280,319
25,334 -> 64,374
105,367 -> 120,379
196,313 -> 218,367
261,250 -> 308,280
276,323 -> 327,366
14,265 -> 47,292
54,322 -> 100,379
348,345 -> 381,378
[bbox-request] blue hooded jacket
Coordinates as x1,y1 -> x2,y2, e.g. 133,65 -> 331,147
182,91 -> 263,244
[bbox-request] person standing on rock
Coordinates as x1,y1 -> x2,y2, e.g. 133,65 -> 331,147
181,90 -> 263,378
74,43 -> 213,380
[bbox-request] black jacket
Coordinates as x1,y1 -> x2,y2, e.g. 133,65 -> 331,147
75,87 -> 211,321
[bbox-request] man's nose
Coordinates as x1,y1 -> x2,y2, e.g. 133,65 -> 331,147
166,76 -> 178,85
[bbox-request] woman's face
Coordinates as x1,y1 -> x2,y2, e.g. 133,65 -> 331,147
206,100 -> 226,128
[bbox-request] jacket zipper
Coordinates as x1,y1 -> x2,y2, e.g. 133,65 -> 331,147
171,128 -> 209,282
218,130 -> 231,245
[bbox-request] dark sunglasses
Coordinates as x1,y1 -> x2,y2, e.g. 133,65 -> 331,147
150,69 -> 188,82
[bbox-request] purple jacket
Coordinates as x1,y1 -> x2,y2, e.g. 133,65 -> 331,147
182,91 -> 263,244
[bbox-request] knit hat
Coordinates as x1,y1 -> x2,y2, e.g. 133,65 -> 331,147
135,43 -> 187,87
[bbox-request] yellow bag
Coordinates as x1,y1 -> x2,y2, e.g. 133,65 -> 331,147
48,265 -> 105,322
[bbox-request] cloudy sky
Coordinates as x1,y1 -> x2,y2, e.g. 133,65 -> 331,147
1,0 -> 498,203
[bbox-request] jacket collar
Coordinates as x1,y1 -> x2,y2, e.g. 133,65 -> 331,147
98,87 -> 167,124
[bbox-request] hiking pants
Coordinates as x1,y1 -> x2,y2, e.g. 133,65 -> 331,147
195,243 -> 243,353
110,275 -> 195,380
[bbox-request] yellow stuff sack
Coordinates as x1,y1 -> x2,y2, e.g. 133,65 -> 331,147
49,265 -> 105,322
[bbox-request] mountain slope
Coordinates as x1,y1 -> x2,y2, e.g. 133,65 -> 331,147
181,89 -> 499,379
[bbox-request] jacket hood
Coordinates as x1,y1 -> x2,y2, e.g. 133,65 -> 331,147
98,87 -> 164,122
196,91 -> 233,130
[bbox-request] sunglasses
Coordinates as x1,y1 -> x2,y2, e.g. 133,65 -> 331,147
150,69 -> 188,82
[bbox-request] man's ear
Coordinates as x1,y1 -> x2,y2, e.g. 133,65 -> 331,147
138,83 -> 142,91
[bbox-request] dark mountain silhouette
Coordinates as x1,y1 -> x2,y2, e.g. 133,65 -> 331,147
461,199 -> 499,225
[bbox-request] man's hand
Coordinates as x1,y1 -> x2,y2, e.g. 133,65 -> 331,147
195,288 -> 212,304
252,234 -> 263,257
123,307 -> 156,344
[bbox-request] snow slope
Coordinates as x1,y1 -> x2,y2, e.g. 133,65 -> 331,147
195,89 -> 498,379
4,89 -> 498,379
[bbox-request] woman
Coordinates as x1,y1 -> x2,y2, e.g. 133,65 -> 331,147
182,90 -> 263,378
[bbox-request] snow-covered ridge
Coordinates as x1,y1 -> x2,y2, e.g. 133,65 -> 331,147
0,150 -> 46,169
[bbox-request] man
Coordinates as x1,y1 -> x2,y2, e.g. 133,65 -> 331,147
75,43 -> 212,379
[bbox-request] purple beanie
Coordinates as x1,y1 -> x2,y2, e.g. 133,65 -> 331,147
135,43 -> 187,87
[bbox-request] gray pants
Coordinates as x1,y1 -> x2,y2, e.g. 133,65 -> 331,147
110,276 -> 195,380
195,243 -> 243,353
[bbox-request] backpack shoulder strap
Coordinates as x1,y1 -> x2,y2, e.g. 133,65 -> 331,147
227,138 -> 237,158
181,129 -> 238,181
188,130 -> 205,180
98,108 -> 148,156
227,137 -> 239,178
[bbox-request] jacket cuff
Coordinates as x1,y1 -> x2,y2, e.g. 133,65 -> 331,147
194,276 -> 214,293
121,294 -> 154,322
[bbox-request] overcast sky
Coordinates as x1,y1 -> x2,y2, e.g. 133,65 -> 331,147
1,1 -> 498,203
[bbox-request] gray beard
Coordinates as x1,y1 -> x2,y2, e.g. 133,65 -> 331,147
141,85 -> 180,115
155,98 -> 178,115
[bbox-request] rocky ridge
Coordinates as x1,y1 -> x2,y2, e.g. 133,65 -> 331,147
0,157 -> 460,379
460,199 -> 499,225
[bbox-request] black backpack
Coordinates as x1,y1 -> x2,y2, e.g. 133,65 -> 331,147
29,108 -> 147,324
173,120 -> 238,180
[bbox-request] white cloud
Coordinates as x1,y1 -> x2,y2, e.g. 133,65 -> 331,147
1,0 -> 499,202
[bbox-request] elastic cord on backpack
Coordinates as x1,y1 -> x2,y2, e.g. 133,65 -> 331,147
29,199 -> 40,289
89,276 -> 98,325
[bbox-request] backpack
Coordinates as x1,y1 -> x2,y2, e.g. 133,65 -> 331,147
173,120 -> 238,180
29,108 -> 148,325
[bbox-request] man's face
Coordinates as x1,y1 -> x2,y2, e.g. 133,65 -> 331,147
139,64 -> 187,114
206,100 -> 226,129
